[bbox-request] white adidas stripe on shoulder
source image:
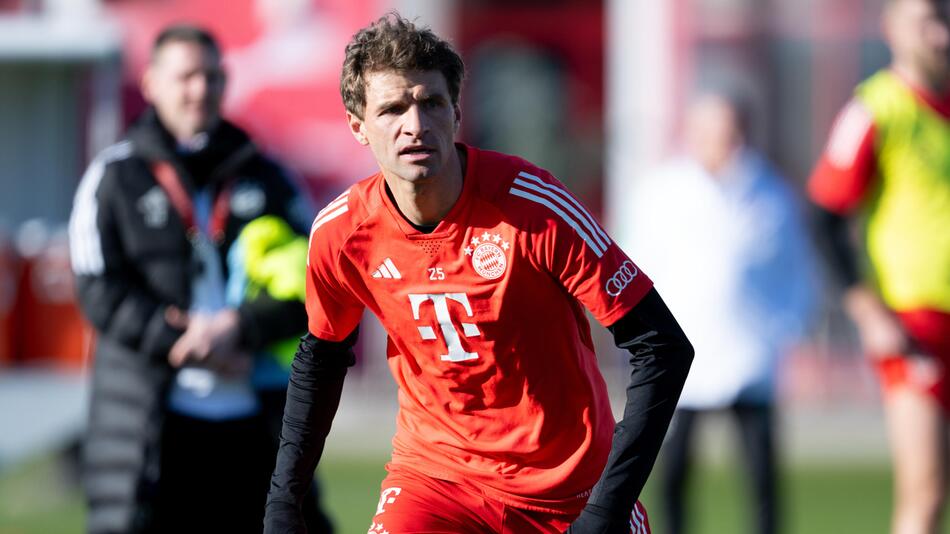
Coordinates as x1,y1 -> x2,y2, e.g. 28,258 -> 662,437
311,189 -> 351,232
307,189 -> 351,263
69,140 -> 134,276
508,171 -> 610,258
513,171 -> 611,249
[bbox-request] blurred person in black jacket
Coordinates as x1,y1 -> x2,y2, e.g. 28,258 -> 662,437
68,24 -> 332,534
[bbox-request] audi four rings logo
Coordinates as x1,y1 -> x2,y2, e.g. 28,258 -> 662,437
605,260 -> 638,297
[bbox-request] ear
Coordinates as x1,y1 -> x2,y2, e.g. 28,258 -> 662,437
453,103 -> 462,131
346,111 -> 369,145
141,67 -> 155,104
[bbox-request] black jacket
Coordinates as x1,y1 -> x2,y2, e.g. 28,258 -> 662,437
69,110 -> 310,534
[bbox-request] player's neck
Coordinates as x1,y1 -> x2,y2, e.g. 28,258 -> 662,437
386,146 -> 466,227
893,62 -> 950,95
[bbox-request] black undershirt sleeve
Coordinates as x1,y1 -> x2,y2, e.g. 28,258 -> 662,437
567,288 -> 694,533
811,206 -> 860,289
237,293 -> 308,351
263,329 -> 359,534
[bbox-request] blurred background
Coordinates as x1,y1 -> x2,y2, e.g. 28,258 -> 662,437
0,0 -> 911,532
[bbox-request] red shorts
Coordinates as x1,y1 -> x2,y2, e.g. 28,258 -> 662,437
874,310 -> 950,412
368,466 -> 651,534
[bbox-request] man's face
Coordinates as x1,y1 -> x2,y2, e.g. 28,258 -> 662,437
346,69 -> 461,186
886,0 -> 950,82
685,95 -> 742,176
142,41 -> 225,141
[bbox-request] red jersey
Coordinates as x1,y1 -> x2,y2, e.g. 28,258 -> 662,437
305,145 -> 653,514
808,96 -> 877,214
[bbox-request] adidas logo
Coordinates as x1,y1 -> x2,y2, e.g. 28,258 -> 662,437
371,258 -> 402,279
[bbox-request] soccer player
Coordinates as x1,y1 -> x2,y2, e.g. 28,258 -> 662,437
264,13 -> 693,534
809,1 -> 950,532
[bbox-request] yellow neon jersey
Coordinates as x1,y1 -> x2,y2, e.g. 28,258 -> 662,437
810,70 -> 950,312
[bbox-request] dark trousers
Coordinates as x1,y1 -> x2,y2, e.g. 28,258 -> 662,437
660,403 -> 778,534
151,398 -> 333,534
153,412 -> 274,534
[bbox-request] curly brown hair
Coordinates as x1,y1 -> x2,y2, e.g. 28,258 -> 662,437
341,12 -> 465,119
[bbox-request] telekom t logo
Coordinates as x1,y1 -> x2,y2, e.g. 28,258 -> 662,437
408,293 -> 481,362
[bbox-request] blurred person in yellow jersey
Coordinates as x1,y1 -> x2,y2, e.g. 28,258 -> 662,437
810,1 -> 950,532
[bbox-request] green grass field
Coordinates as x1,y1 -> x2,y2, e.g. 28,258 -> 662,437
1,452 -> 944,534
319,456 -> 903,534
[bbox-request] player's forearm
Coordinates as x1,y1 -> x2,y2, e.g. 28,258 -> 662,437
267,353 -> 344,508
265,331 -> 357,522
237,293 -> 307,351
577,289 -> 693,527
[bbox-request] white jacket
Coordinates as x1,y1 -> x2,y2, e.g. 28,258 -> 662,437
622,149 -> 818,408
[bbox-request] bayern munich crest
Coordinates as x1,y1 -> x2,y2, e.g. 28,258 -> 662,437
464,231 -> 510,280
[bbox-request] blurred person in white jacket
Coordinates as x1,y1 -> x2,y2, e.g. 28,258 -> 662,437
625,90 -> 818,534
